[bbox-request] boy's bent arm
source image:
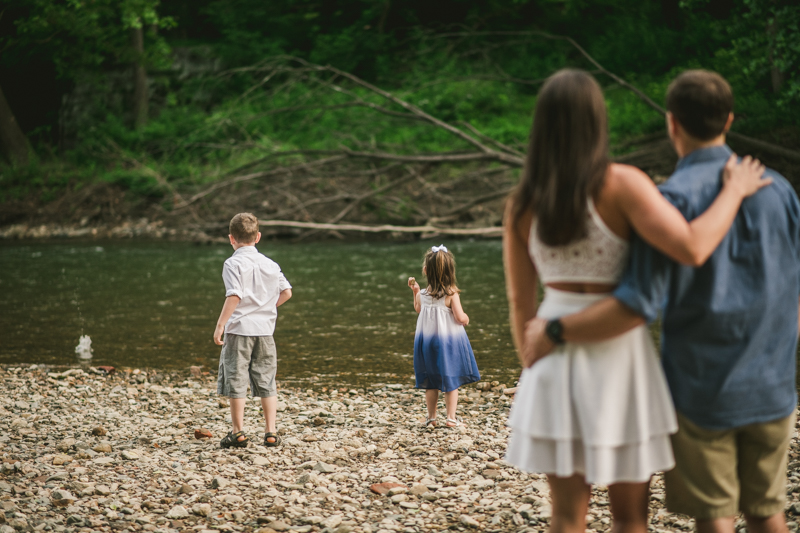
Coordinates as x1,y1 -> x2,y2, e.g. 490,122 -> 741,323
214,295 -> 241,345
277,288 -> 292,307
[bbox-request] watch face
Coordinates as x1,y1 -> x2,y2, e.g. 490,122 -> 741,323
546,320 -> 564,343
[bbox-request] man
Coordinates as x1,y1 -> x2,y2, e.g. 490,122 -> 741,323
524,70 -> 800,533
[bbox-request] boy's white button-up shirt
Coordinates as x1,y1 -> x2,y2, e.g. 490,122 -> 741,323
222,246 -> 292,336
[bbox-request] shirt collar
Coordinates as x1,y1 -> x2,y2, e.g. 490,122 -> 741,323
232,245 -> 258,256
675,144 -> 733,172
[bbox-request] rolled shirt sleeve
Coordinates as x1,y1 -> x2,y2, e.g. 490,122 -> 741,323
613,232 -> 673,323
222,262 -> 244,299
613,188 -> 685,323
278,272 -> 292,292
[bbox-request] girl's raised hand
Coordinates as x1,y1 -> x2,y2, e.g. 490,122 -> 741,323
408,277 -> 420,291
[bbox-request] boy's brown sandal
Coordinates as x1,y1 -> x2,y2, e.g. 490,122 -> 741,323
220,431 -> 249,449
264,432 -> 281,447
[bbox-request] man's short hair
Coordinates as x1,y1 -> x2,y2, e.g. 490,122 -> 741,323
229,213 -> 259,243
666,70 -> 734,141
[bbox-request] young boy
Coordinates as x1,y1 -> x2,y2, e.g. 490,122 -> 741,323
214,213 -> 292,449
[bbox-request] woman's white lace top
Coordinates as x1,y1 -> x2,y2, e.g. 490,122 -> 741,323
529,199 -> 629,284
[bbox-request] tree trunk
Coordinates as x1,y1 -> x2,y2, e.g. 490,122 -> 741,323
0,82 -> 32,165
131,26 -> 148,129
767,13 -> 783,94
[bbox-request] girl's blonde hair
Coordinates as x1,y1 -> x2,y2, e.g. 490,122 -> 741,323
423,247 -> 460,299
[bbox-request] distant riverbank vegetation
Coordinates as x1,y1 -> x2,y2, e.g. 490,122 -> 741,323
0,0 -> 798,236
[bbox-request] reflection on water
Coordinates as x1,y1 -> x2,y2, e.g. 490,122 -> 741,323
0,240 -> 518,386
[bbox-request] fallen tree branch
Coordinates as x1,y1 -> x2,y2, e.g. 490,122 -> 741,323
459,121 -> 525,157
433,31 -> 800,164
727,132 -> 800,163
260,219 -> 502,236
247,100 -> 421,122
273,56 -> 521,161
440,187 -> 514,217
174,155 -> 348,209
327,167 -> 423,224
341,147 -> 523,166
270,193 -> 359,219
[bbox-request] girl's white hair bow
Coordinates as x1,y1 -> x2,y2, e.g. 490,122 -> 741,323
431,245 -> 448,253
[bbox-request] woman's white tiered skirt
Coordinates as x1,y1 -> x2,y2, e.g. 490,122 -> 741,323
506,289 -> 677,486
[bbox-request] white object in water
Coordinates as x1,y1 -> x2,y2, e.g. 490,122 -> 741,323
75,335 -> 93,359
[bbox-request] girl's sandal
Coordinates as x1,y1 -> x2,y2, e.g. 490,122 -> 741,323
423,417 -> 437,428
445,417 -> 462,428
264,432 -> 282,447
220,431 -> 249,449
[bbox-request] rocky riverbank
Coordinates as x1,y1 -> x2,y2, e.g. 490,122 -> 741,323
0,221 -> 224,244
2,365 -> 799,533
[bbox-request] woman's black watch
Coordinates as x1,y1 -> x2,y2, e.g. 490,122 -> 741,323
545,319 -> 565,345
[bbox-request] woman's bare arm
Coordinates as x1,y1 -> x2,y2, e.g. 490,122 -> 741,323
503,205 -> 539,365
612,155 -> 768,266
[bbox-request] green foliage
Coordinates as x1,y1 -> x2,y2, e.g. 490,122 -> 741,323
681,0 -> 800,109
5,0 -> 175,76
2,0 -> 799,202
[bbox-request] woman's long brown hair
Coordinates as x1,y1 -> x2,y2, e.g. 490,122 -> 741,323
509,69 -> 610,246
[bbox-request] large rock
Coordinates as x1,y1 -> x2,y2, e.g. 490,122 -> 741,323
57,438 -> 76,452
50,490 -> 76,506
460,515 -> 481,528
313,461 -> 336,473
369,482 -> 407,495
211,477 -> 228,489
192,503 -> 212,517
121,450 -> 140,460
321,515 -> 343,529
166,505 -> 189,519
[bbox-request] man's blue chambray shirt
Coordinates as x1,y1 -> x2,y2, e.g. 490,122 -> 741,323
613,145 -> 800,430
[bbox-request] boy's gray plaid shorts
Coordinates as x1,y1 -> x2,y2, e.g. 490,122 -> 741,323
217,334 -> 277,398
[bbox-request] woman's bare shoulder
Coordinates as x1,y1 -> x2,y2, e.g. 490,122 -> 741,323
603,163 -> 657,200
606,163 -> 652,187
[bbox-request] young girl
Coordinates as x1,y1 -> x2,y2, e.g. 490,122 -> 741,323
408,245 -> 480,427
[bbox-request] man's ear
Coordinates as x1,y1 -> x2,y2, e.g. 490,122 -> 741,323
666,111 -> 679,140
254,231 -> 262,244
229,234 -> 236,246
722,112 -> 734,133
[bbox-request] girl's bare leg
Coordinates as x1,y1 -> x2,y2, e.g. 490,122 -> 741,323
608,481 -> 650,533
548,474 -> 591,533
425,389 -> 439,421
444,389 -> 459,421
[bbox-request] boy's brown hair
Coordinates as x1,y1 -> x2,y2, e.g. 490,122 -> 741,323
423,247 -> 460,299
666,70 -> 734,141
229,213 -> 259,243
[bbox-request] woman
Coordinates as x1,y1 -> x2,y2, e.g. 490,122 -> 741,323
502,69 -> 766,533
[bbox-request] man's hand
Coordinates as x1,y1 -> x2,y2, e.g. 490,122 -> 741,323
520,318 -> 556,368
722,154 -> 770,198
213,324 -> 225,346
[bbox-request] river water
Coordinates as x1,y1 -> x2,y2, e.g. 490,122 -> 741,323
0,240 -> 518,387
